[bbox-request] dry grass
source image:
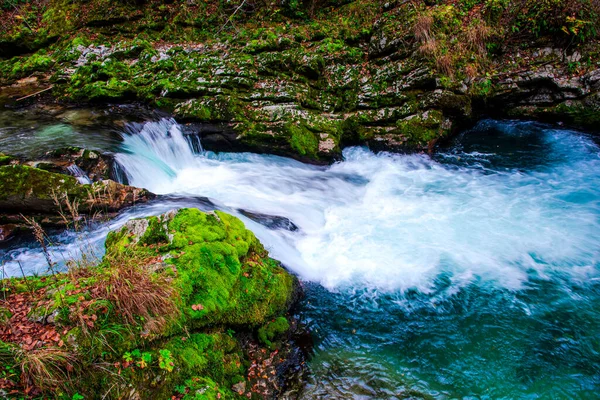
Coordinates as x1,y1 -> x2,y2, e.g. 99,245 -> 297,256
465,63 -> 479,79
95,252 -> 179,334
17,347 -> 78,392
418,38 -> 455,77
466,20 -> 492,55
21,215 -> 57,275
418,37 -> 439,57
414,13 -> 434,43
51,190 -> 82,231
435,53 -> 454,76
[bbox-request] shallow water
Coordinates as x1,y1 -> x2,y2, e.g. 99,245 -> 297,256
0,109 -> 122,157
2,117 -> 600,398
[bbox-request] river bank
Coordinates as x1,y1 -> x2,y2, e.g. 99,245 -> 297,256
1,0 -> 600,164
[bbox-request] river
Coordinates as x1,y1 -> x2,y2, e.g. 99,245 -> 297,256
2,115 -> 600,398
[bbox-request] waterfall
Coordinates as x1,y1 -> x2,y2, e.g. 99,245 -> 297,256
112,118 -> 600,293
115,118 -> 202,189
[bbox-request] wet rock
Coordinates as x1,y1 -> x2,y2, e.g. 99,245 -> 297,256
0,164 -> 154,218
0,224 -> 17,242
239,209 -> 299,232
43,146 -> 118,183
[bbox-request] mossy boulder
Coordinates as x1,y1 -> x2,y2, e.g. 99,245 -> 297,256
105,208 -> 298,329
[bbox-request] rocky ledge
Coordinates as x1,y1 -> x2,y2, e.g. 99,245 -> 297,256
0,208 -> 306,398
0,149 -> 153,242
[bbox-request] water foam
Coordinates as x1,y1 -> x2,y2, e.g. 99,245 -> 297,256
113,119 -> 600,293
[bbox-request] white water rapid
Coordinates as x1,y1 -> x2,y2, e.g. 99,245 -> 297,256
111,118 -> 600,293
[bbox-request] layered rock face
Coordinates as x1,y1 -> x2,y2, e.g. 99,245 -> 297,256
1,0 -> 598,163
0,208 -> 303,398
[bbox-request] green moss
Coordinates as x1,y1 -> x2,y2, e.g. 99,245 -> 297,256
257,317 -> 290,350
66,59 -> 136,101
164,332 -> 244,388
0,164 -> 85,202
0,153 -> 15,166
396,110 -> 449,146
547,100 -> 600,128
288,123 -> 320,158
141,216 -> 169,245
104,208 -> 297,329
166,209 -> 295,328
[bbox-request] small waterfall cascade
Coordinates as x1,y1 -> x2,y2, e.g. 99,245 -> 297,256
66,164 -> 92,184
115,118 -> 202,188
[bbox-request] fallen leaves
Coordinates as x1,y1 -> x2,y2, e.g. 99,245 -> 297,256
0,290 -> 63,352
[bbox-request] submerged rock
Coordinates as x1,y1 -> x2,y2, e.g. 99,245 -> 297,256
239,209 -> 299,232
0,208 -> 305,398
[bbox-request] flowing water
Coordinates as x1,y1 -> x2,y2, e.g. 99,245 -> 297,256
2,116 -> 600,398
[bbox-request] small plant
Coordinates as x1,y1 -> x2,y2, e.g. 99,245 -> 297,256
137,352 -> 152,369
96,251 -> 178,333
17,347 -> 79,392
122,352 -> 133,363
158,349 -> 174,372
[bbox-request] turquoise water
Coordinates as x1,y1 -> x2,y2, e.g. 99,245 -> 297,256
0,109 -> 121,157
299,122 -> 600,399
3,117 -> 600,398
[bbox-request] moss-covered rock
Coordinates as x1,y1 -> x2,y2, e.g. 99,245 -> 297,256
1,0 -> 599,161
0,164 -> 154,217
106,208 -> 297,329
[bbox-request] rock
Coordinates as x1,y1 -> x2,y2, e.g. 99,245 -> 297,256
0,224 -> 17,242
566,51 -> 582,63
0,164 -> 154,218
43,146 -> 121,183
239,209 -> 299,232
232,381 -> 246,395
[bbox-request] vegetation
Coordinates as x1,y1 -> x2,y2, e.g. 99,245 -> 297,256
409,0 -> 600,77
0,0 -> 598,160
0,208 -> 298,398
